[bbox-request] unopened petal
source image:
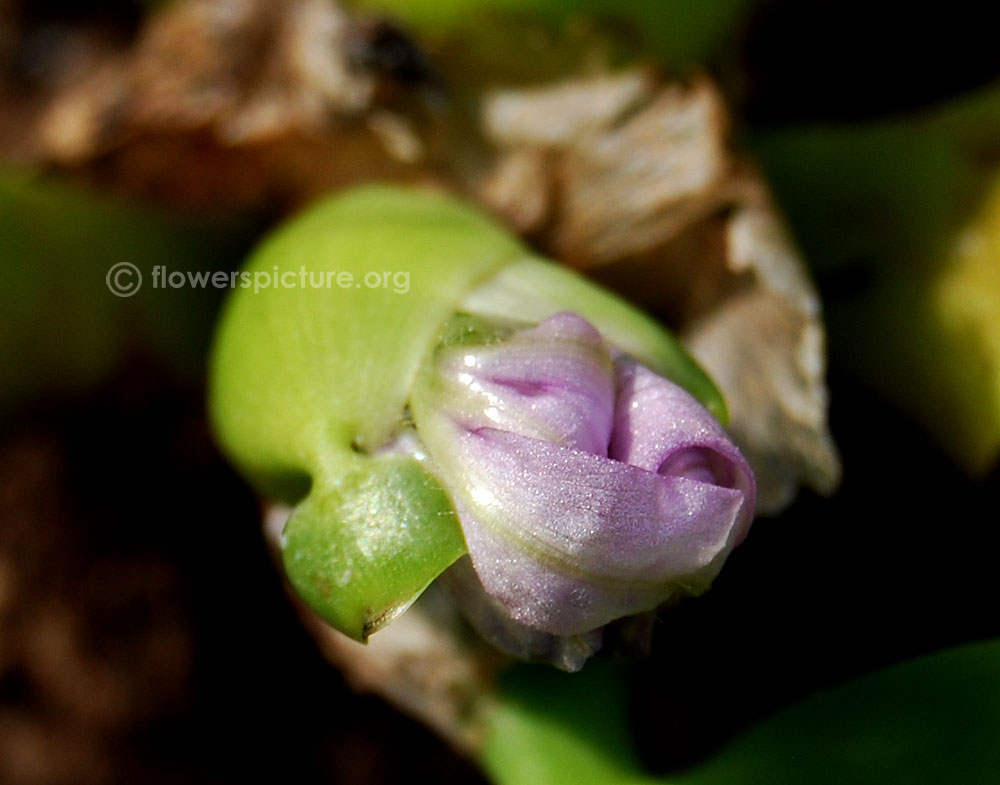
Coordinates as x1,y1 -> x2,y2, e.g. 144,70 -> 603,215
610,359 -> 756,545
424,422 -> 746,636
413,315 -> 756,639
434,312 -> 616,454
439,556 -> 602,671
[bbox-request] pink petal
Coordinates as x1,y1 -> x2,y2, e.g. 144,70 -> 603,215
443,425 -> 747,635
435,312 -> 615,454
610,359 -> 756,546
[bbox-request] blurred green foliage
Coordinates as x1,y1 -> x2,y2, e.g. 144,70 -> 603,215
0,172 -> 252,416
485,638 -> 1000,785
751,83 -> 1000,474
350,0 -> 753,65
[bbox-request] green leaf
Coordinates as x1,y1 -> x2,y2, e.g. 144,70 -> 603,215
210,186 -> 526,493
484,661 -> 656,785
686,638 -> 1000,785
483,638 -> 1000,785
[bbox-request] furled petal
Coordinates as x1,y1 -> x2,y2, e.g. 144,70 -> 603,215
420,421 -> 746,635
610,359 -> 756,546
438,556 -> 603,672
412,312 -> 755,639
433,312 -> 615,453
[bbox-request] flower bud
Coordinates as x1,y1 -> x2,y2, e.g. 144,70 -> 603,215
411,312 -> 755,650
209,185 -> 750,657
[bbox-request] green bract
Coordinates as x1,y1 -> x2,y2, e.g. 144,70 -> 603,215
210,185 -> 723,641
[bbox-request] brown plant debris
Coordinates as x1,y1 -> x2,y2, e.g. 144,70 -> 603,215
0,433 -> 194,785
16,0 -> 445,209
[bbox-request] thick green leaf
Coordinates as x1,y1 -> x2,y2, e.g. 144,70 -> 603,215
484,638 -> 1000,785
211,186 -> 525,494
686,638 -> 1000,785
484,661 -> 655,785
281,454 -> 463,639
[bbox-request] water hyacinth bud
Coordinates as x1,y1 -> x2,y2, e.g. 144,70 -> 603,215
410,312 -> 754,664
209,185 -> 754,663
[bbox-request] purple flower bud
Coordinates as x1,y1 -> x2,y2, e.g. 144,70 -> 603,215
411,312 -> 755,658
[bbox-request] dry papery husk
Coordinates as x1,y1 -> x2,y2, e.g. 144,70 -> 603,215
7,0 -> 840,755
